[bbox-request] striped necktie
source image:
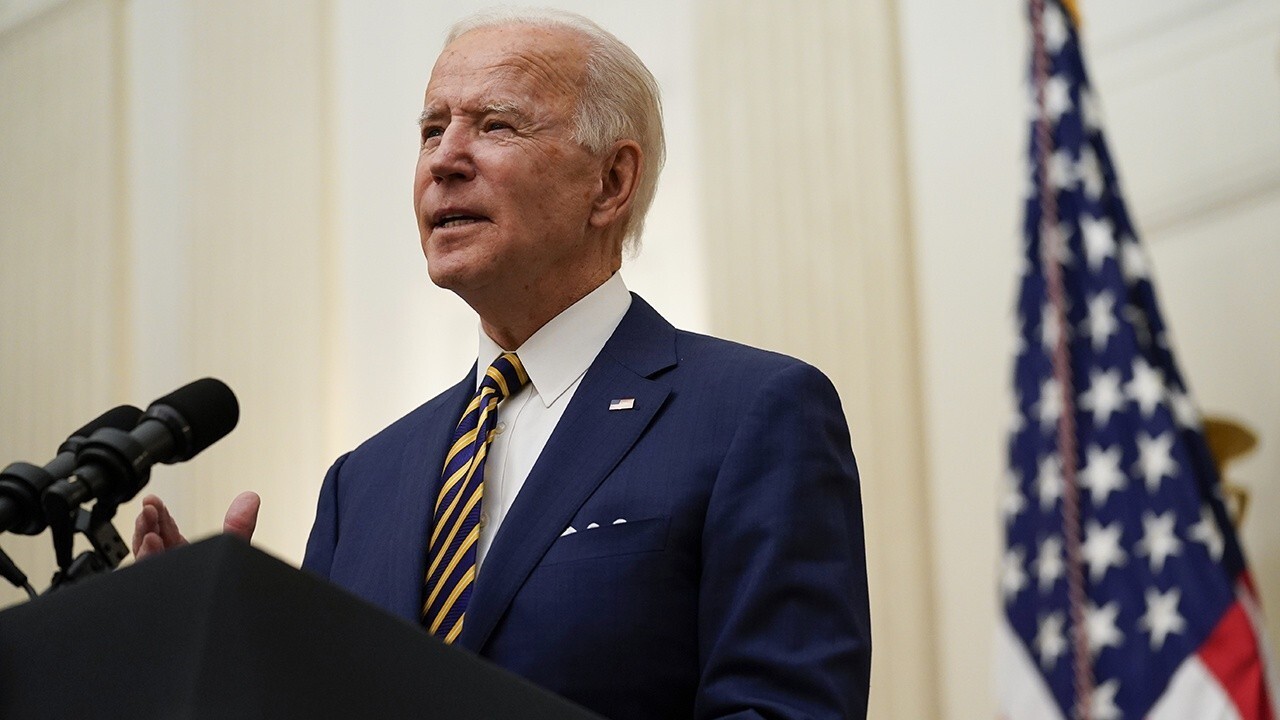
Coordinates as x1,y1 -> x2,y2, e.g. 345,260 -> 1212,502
422,352 -> 529,643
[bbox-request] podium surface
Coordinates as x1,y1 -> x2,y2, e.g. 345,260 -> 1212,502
0,535 -> 603,719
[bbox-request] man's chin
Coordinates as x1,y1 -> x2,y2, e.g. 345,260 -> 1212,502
425,266 -> 463,291
424,246 -> 464,288
425,259 -> 489,296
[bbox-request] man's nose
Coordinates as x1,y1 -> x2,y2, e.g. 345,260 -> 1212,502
429,125 -> 476,182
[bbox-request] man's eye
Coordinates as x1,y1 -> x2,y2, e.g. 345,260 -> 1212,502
421,126 -> 444,142
485,121 -> 512,132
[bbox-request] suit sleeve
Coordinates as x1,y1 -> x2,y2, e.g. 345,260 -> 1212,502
301,451 -> 350,579
695,362 -> 872,720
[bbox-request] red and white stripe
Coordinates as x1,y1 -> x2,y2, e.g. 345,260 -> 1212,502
999,577 -> 1279,719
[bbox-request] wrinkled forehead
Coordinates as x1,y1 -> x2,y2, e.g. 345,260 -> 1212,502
424,25 -> 588,112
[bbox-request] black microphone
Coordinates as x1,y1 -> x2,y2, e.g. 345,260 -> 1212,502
0,405 -> 144,535
43,378 -> 239,510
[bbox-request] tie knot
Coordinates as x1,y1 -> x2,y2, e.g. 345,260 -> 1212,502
481,352 -> 529,401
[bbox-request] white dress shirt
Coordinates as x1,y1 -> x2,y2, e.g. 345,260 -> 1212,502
473,272 -> 632,569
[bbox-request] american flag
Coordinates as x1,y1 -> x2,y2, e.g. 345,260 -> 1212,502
999,1 -> 1278,718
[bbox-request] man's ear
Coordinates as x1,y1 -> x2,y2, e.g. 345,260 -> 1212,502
589,140 -> 642,230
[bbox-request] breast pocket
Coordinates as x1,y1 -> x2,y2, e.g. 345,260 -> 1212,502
540,517 -> 669,566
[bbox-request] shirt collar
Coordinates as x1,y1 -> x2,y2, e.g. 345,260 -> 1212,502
475,272 -> 632,407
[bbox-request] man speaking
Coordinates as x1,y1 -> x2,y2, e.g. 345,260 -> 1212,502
135,8 -> 871,719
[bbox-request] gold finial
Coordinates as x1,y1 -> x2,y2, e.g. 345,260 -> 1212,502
1204,416 -> 1259,527
1060,0 -> 1081,28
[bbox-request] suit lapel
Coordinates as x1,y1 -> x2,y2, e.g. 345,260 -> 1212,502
384,370 -> 474,620
458,295 -> 678,652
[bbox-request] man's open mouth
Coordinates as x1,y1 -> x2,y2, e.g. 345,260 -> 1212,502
434,213 -> 487,228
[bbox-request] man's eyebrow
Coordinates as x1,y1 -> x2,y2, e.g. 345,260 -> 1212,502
483,101 -> 527,117
417,101 -> 530,128
418,107 -> 445,128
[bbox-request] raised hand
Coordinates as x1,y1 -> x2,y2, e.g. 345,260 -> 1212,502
131,491 -> 260,560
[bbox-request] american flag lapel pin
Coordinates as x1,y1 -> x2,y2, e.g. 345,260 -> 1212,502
608,398 -> 635,411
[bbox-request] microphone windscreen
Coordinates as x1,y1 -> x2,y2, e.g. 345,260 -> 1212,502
147,378 -> 240,459
71,405 -> 144,441
53,404 -> 146,459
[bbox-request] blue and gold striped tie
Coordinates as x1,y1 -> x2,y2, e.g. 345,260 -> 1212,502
422,352 -> 529,643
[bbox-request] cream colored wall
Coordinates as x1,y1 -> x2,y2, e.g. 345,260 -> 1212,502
0,0 -> 128,603
898,0 -> 1280,717
896,2 -> 1022,715
0,0 -> 333,603
125,0 -> 334,568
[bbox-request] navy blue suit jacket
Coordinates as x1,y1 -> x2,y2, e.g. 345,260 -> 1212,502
302,295 -> 871,719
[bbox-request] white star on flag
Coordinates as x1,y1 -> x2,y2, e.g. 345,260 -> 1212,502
1002,547 -> 1030,601
1037,378 -> 1063,429
1082,519 -> 1127,582
1080,369 -> 1125,427
1078,147 -> 1104,200
1002,468 -> 1028,521
1140,587 -> 1187,651
1120,234 -> 1150,282
1041,304 -> 1066,350
1080,444 -> 1126,506
1091,679 -> 1123,720
1046,222 -> 1074,265
1085,601 -> 1125,657
1138,511 -> 1184,574
1044,74 -> 1073,120
1125,303 -> 1153,348
1136,431 -> 1179,493
1086,291 -> 1119,351
1036,535 -> 1066,592
1190,505 -> 1225,562
1080,215 -> 1115,271
1036,611 -> 1068,669
1169,386 -> 1200,430
1037,455 -> 1064,511
1126,358 -> 1165,417
1079,84 -> 1102,131
1049,149 -> 1075,190
1041,2 -> 1068,53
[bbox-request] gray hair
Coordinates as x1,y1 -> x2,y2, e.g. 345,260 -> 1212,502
445,8 -> 665,254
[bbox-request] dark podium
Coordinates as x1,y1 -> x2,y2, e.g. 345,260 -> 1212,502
0,535 -> 603,719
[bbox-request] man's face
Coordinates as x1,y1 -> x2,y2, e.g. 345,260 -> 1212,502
414,25 -> 612,303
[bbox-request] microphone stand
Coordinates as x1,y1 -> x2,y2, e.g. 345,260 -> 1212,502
43,493 -> 128,593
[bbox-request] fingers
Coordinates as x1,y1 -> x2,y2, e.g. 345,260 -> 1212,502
222,491 -> 260,542
149,495 -> 186,547
131,494 -> 187,560
131,502 -> 157,556
131,491 -> 259,560
136,531 -> 167,560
